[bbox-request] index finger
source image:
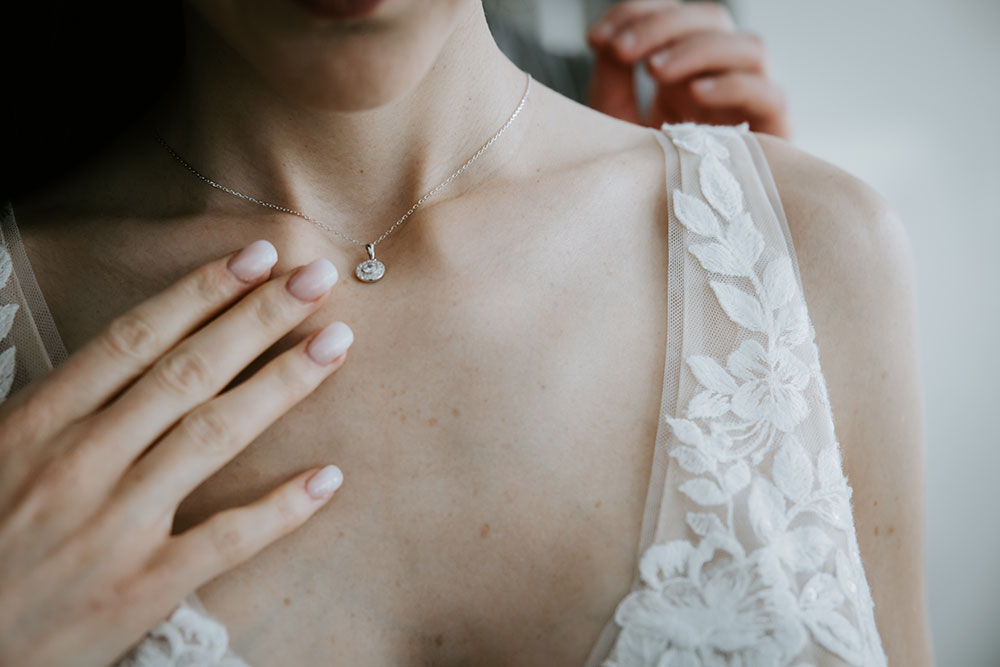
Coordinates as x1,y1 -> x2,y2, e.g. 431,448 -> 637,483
19,240 -> 278,430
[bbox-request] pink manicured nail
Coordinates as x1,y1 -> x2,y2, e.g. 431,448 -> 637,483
306,465 -> 344,499
227,240 -> 278,282
286,258 -> 338,302
307,321 -> 354,365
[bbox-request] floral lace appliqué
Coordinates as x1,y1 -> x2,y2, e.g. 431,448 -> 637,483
0,246 -> 20,402
602,123 -> 885,667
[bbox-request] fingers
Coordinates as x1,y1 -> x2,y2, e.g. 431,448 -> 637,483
86,257 -> 340,480
689,73 -> 791,138
154,465 -> 343,593
644,31 -> 767,85
9,240 -> 279,437
587,0 -> 680,51
591,1 -> 734,65
587,48 -> 641,124
113,321 -> 354,516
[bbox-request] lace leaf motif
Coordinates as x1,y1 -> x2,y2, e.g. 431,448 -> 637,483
603,123 -> 878,667
0,246 -> 20,401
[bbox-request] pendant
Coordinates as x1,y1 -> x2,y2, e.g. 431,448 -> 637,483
355,243 -> 385,283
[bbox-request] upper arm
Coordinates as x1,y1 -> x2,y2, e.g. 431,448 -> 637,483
756,132 -> 934,666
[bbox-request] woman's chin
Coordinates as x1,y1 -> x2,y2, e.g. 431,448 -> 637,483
293,0 -> 387,21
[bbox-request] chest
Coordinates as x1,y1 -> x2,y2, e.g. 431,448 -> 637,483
22,168 -> 671,665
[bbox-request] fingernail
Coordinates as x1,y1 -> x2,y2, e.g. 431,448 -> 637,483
228,240 -> 278,283
694,78 -> 716,93
595,21 -> 614,39
650,49 -> 670,68
286,258 -> 338,302
307,321 -> 354,365
617,30 -> 635,51
306,464 -> 344,499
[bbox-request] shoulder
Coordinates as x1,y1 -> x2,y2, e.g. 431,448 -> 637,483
754,132 -> 933,664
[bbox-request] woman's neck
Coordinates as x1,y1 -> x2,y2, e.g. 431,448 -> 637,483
150,2 -> 531,244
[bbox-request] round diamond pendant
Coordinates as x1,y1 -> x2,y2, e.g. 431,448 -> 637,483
355,243 -> 385,283
356,258 -> 385,282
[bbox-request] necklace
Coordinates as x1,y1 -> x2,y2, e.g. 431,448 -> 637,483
155,72 -> 532,283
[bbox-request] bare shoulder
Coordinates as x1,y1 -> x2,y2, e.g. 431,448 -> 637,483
755,133 -> 933,666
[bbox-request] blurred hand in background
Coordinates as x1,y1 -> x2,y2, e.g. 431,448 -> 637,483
586,0 -> 792,139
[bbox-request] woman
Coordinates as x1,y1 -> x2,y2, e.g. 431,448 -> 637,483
0,0 -> 932,665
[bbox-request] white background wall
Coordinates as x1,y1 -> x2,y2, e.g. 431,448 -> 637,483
727,2 -> 1000,664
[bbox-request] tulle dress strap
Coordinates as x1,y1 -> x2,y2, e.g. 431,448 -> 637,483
0,200 -> 68,399
592,123 -> 888,666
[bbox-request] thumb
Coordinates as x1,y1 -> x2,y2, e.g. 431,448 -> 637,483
587,47 -> 640,124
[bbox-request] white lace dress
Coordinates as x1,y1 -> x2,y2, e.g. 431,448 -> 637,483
0,122 -> 888,666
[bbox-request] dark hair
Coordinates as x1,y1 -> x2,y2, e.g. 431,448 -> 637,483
0,2 -> 184,201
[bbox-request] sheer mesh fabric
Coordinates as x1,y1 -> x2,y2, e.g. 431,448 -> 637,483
0,122 -> 886,666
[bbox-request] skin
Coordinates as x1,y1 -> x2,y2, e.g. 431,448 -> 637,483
6,0 -> 930,664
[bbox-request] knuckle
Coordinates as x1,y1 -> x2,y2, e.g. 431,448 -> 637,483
704,2 -> 734,29
154,348 -> 214,396
190,263 -> 233,305
276,355 -> 318,398
210,515 -> 249,566
274,492 -> 306,531
102,312 -> 158,362
178,406 -> 235,454
251,291 -> 296,331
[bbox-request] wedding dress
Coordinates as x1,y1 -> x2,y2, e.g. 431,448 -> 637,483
0,122 -> 889,666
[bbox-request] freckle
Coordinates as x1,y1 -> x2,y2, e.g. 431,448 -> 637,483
888,526 -> 894,535
540,383 -> 546,391
395,579 -> 401,588
873,500 -> 878,506
874,526 -> 879,536
451,407 -> 461,417
359,169 -> 364,174
379,382 -> 384,389
338,530 -> 344,537
881,370 -> 888,380
428,417 -> 438,427
400,414 -> 407,423
480,523 -> 490,538
595,500 -> 602,508
434,633 -> 445,647
283,597 -> 291,606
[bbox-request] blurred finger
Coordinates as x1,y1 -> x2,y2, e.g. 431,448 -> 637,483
588,47 -> 641,123
608,2 -> 736,64
646,31 -> 767,85
689,73 -> 791,137
587,0 -> 680,49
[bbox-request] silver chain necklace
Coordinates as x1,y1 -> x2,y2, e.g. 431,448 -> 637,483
155,72 -> 532,283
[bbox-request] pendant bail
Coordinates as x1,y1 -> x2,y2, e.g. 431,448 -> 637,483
365,243 -> 376,261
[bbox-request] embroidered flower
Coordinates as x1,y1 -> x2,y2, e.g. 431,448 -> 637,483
608,544 -> 806,667
728,340 -> 810,432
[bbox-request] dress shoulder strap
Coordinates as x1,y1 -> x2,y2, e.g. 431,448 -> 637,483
601,123 -> 888,666
0,201 -> 69,402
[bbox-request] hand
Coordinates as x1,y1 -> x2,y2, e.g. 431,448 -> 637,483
0,240 -> 354,666
586,0 -> 792,139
